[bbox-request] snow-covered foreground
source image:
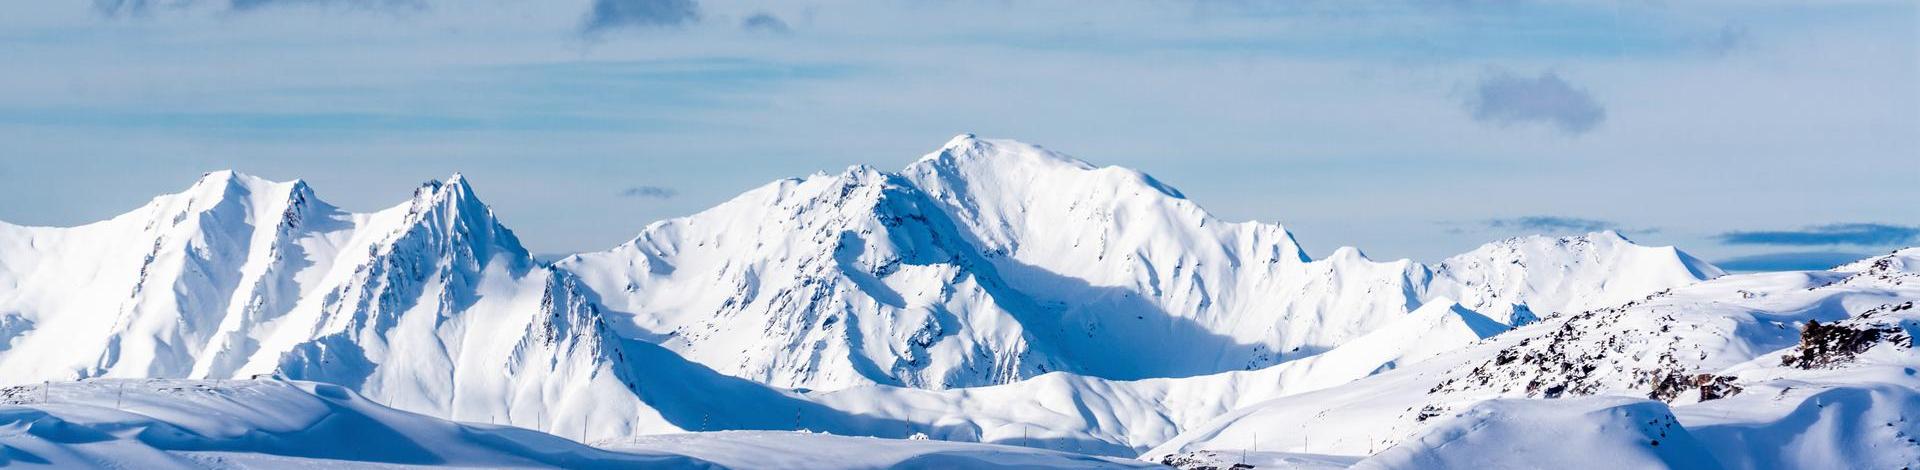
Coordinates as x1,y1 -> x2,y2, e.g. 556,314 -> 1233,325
0,378 -> 1156,469
607,431 -> 1155,469
1150,248 -> 1920,469
0,378 -> 706,468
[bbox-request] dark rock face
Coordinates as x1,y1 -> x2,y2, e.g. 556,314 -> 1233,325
1158,451 -> 1256,470
1781,319 -> 1910,369
1649,372 -> 1742,402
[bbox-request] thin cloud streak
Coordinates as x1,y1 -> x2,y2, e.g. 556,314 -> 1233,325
1717,223 -> 1920,246
620,185 -> 677,199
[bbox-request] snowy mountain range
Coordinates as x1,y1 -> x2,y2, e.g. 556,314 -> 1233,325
4,136 -> 1905,469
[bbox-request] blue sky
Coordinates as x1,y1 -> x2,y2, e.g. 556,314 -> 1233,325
1,0 -> 1915,269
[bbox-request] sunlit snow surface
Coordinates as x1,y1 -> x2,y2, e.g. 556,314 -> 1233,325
1150,248 -> 1920,469
0,379 -> 1157,469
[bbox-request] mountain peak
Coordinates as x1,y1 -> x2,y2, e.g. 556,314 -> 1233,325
942,133 -> 978,150
411,173 -> 482,208
1327,246 -> 1372,262
910,135 -> 1096,172
162,170 -> 313,220
189,169 -> 280,193
412,173 -> 530,259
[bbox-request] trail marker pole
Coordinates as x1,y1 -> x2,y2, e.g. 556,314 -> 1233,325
1246,431 -> 1254,464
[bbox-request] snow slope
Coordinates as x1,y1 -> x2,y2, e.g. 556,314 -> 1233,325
608,431 -> 1157,469
1148,248 -> 1920,469
0,378 -> 1157,469
0,378 -> 711,468
1351,397 -> 1721,469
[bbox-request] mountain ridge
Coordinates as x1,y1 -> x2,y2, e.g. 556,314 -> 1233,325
0,136 -> 1730,457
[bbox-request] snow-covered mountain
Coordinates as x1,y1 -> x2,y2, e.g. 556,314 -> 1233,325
561,135 -> 1722,391
0,171 -> 666,440
0,136 -> 1734,465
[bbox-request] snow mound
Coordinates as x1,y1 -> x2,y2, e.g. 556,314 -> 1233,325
1353,397 -> 1720,469
610,430 -> 1160,469
0,378 -> 1167,469
0,378 -> 714,469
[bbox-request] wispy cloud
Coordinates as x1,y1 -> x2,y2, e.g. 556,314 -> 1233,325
581,0 -> 700,36
741,12 -> 790,34
1464,70 -> 1606,135
620,185 -> 677,199
93,0 -> 420,16
228,0 -> 423,12
1717,223 -> 1920,246
1715,251 -> 1871,272
1483,216 -> 1620,233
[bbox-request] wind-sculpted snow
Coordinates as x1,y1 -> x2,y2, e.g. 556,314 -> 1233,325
0,378 -> 1163,469
606,431 -> 1160,469
1352,397 -> 1722,469
0,378 -> 713,468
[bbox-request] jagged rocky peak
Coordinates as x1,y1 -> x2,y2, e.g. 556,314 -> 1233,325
387,173 -> 532,264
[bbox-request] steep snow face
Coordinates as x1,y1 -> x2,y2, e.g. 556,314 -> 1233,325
223,176 -> 666,439
1146,249 -> 1920,469
902,136 -> 1401,380
565,135 -> 1722,391
0,171 -> 363,381
0,173 -> 662,442
562,166 -> 1066,391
